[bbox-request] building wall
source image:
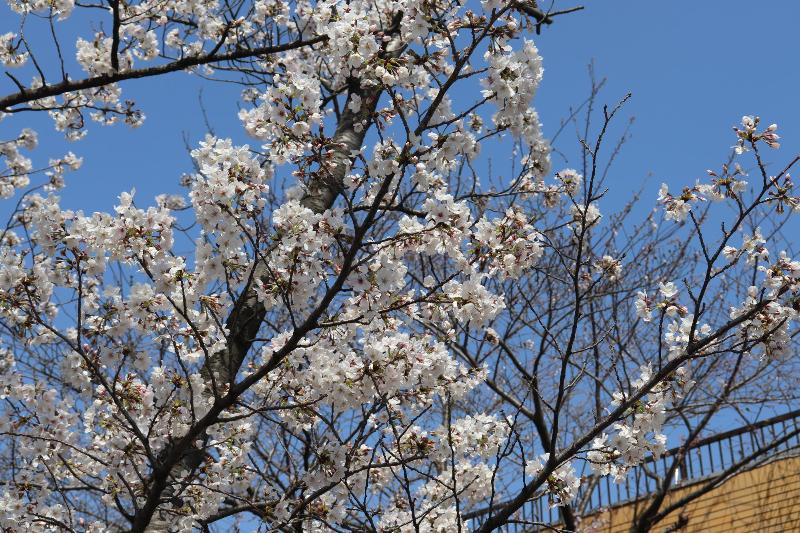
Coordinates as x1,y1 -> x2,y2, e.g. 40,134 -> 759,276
585,454 -> 800,533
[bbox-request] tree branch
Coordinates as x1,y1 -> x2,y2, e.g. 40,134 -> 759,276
0,36 -> 328,111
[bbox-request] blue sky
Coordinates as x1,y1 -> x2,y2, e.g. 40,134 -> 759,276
2,1 -> 798,219
537,2 -> 800,208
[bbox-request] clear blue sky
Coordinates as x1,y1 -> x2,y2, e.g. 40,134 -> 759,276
536,2 -> 800,209
2,1 -> 798,218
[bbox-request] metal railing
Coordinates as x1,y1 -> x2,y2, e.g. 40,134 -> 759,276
470,409 -> 800,532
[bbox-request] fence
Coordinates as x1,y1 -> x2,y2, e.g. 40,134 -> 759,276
469,409 -> 800,532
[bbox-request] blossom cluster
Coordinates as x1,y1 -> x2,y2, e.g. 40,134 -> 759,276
473,207 -> 544,279
525,454 -> 581,507
2,0 -> 799,528
0,32 -> 27,67
634,281 -> 687,323
588,365 -> 694,482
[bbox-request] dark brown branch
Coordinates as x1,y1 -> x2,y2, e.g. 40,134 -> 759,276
513,2 -> 585,25
0,36 -> 327,111
109,0 -> 121,71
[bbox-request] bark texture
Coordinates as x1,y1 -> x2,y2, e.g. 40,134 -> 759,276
139,18 -> 404,533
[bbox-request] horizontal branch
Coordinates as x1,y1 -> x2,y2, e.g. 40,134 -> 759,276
513,2 -> 585,25
0,35 -> 328,111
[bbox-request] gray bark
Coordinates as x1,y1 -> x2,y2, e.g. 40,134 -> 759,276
138,17 -> 404,533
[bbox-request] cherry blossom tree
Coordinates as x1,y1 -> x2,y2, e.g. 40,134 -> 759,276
0,1 -> 798,532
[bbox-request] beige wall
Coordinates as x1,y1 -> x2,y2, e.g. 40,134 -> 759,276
583,455 -> 800,533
